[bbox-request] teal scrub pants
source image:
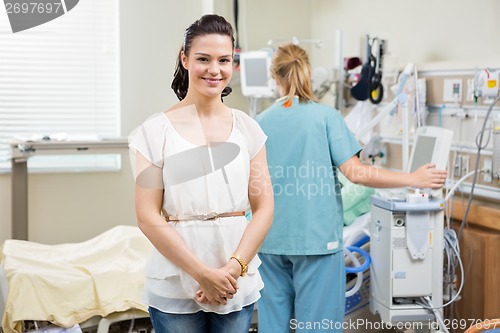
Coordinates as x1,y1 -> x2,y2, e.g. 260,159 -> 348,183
258,252 -> 345,333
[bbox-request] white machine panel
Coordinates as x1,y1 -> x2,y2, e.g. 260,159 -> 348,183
392,248 -> 432,297
369,200 -> 444,323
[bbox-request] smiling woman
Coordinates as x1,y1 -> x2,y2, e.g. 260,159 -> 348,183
171,16 -> 235,102
128,14 -> 274,333
181,33 -> 234,100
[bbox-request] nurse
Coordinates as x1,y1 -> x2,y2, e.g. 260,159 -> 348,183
256,43 -> 447,333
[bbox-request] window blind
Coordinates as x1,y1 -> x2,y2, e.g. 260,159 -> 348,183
0,0 -> 119,170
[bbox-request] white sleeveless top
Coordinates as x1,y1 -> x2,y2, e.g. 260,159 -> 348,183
128,109 -> 266,314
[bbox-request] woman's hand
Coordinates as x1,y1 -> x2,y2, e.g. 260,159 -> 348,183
221,257 -> 242,280
411,164 -> 448,188
195,267 -> 238,305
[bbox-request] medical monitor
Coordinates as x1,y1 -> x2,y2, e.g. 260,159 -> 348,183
407,126 -> 454,173
239,51 -> 276,98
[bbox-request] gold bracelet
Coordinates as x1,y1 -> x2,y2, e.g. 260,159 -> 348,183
230,254 -> 248,277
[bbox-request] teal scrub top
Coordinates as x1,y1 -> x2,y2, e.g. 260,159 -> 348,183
256,97 -> 361,255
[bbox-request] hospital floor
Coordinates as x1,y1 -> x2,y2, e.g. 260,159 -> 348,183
93,316 -> 414,333
93,322 -> 417,333
96,321 -> 410,333
287,328 -> 415,333
83,319 -> 259,333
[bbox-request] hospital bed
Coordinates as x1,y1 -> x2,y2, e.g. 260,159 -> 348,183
0,225 -> 152,333
343,212 -> 382,333
340,177 -> 379,332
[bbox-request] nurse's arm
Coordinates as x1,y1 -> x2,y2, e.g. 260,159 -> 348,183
338,155 -> 447,189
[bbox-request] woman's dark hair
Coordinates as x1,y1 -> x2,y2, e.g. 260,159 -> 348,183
171,14 -> 235,101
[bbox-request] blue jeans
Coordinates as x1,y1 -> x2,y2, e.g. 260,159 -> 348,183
148,304 -> 255,333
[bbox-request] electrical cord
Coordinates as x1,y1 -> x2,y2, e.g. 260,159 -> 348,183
439,94 -> 500,328
422,296 -> 450,333
432,95 -> 499,327
444,169 -> 485,202
457,94 -> 500,239
128,317 -> 135,333
416,228 -> 465,310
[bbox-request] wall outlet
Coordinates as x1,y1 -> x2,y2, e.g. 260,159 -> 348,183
443,78 -> 463,103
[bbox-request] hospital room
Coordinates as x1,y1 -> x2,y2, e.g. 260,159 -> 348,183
1,0 -> 500,332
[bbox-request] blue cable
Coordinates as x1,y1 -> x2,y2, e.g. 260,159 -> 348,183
345,245 -> 371,273
351,235 -> 370,248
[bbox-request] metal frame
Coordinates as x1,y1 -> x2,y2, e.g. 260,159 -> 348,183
10,139 -> 128,240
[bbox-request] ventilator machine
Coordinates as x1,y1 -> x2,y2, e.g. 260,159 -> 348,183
369,126 -> 453,327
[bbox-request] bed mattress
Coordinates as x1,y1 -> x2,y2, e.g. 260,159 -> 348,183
0,226 -> 152,333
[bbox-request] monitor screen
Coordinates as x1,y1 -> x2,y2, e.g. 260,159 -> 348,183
409,135 -> 437,173
407,126 -> 454,175
244,58 -> 269,87
239,51 -> 275,98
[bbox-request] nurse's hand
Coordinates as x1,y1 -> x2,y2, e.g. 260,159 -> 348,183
411,164 -> 448,188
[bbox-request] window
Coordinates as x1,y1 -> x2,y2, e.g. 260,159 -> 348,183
0,0 -> 120,172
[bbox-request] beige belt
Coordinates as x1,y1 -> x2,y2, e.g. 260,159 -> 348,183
165,211 -> 245,222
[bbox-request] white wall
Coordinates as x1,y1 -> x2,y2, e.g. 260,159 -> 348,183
310,0 -> 500,70
120,0 -> 205,135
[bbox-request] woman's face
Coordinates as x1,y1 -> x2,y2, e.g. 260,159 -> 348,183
181,34 -> 233,99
